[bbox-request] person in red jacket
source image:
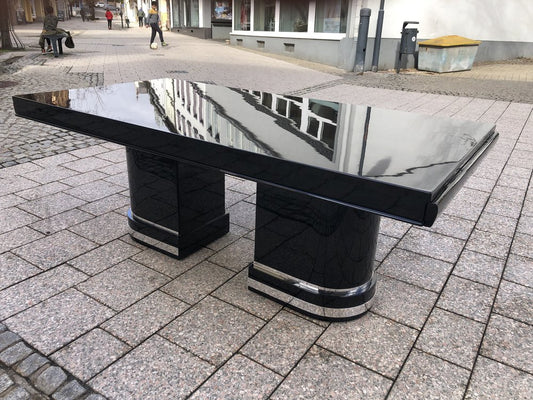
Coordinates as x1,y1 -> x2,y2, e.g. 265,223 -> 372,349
105,8 -> 113,30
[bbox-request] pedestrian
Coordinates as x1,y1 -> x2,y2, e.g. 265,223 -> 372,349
105,8 -> 113,30
146,1 -> 168,48
39,6 -> 57,53
137,8 -> 145,27
80,7 -> 86,22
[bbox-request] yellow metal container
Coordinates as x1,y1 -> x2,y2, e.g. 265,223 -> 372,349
418,35 -> 481,73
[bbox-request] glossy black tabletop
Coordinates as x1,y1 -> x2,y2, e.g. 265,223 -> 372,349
13,79 -> 497,226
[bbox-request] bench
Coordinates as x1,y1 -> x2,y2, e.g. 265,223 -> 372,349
13,79 -> 498,320
42,32 -> 69,57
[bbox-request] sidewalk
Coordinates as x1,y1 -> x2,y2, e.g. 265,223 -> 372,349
1,17 -> 532,400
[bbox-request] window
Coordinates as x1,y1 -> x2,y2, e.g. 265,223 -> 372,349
315,0 -> 347,33
212,1 -> 231,21
254,0 -> 276,31
279,0 -> 308,32
235,0 -> 251,30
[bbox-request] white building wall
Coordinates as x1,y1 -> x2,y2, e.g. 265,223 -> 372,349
363,0 -> 532,42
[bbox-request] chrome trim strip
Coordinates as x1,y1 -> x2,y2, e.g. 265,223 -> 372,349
248,278 -> 373,319
128,209 -> 179,236
129,230 -> 180,257
252,261 -> 376,297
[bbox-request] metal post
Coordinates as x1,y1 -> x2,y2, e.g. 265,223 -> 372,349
371,0 -> 385,72
354,8 -> 371,75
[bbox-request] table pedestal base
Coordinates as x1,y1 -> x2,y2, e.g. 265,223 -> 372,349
126,148 -> 229,258
248,183 -> 379,321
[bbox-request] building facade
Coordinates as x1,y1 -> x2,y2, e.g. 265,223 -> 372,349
164,0 -> 533,71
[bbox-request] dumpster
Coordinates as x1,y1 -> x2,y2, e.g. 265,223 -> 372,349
418,35 -> 481,73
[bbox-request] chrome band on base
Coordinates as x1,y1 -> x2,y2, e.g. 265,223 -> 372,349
252,261 -> 375,297
249,261 -> 375,319
127,209 -> 181,257
129,230 -> 181,257
248,278 -> 373,319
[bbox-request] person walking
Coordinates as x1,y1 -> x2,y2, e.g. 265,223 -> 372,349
137,8 -> 145,27
146,2 -> 168,48
80,7 -> 86,22
105,8 -> 113,30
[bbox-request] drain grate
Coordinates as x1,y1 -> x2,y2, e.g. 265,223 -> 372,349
0,81 -> 18,88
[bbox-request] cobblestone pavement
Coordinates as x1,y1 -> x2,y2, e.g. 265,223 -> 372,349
1,17 -> 532,400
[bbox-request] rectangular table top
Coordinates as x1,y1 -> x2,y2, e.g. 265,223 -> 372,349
13,79 -> 497,226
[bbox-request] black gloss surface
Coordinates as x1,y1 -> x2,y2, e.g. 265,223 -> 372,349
12,79 -> 498,226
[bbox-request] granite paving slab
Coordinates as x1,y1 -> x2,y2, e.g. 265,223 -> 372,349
89,335 -> 215,400
5,289 -> 114,355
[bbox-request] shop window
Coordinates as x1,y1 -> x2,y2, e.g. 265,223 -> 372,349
315,0 -> 348,33
280,0 -> 309,32
254,0 -> 275,31
212,1 -> 231,22
235,0 -> 251,30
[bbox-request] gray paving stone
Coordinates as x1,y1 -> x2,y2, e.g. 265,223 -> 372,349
241,310 -> 324,375
0,253 -> 40,291
422,213 -> 475,240
64,180 -> 124,203
0,227 -> 45,254
161,296 -> 264,366
161,260 -> 234,304
511,232 -> 533,259
504,254 -> 533,288
465,229 -> 513,259
77,193 -> 129,216
88,335 -> 214,400
398,228 -> 465,263
317,312 -> 418,379
438,275 -> 497,322
0,342 -> 33,366
101,291 -> 188,347
12,230 -> 98,271
475,212 -> 517,237
51,380 -> 86,400
271,346 -> 392,400
190,354 -> 282,399
493,280 -> 533,325
77,259 -> 169,311
484,197 -> 523,219
374,233 -> 399,262
0,386 -> 31,400
416,308 -> 485,369
67,212 -> 130,245
14,353 -> 48,377
205,223 -> 249,252
0,332 -> 21,352
372,274 -> 438,329
466,356 -> 533,400
378,218 -> 411,238
0,207 -> 39,235
453,249 -> 505,287
16,181 -> 70,201
62,157 -> 113,174
207,237 -> 254,272
0,265 -> 88,320
0,371 -> 14,394
227,200 -> 256,230
68,239 -> 141,276
131,246 -> 213,278
388,349 -> 470,400
16,192 -> 86,219
32,366 -> 67,395
29,209 -> 94,236
212,269 -> 283,321
52,329 -> 129,382
5,289 -> 114,355
378,248 -> 453,292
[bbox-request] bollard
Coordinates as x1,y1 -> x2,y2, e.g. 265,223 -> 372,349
354,8 -> 371,75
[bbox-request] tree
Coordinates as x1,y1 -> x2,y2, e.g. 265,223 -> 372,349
0,0 -> 13,49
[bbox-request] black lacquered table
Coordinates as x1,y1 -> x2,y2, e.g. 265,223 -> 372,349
13,79 -> 497,320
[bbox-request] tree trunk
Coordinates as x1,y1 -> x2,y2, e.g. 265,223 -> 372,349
0,0 -> 14,49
